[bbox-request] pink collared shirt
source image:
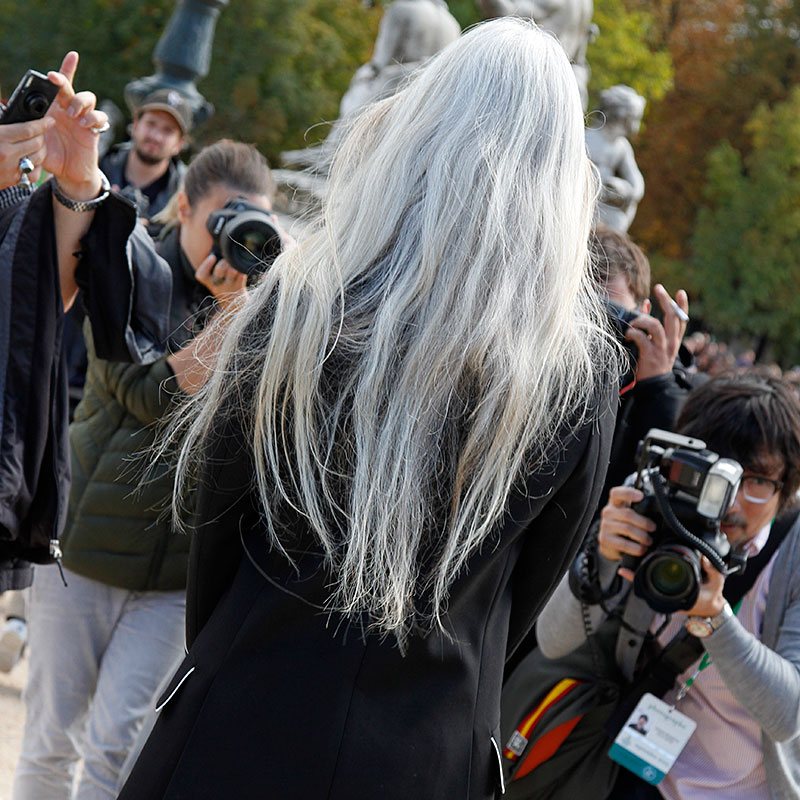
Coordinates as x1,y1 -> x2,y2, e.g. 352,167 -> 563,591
654,522 -> 774,800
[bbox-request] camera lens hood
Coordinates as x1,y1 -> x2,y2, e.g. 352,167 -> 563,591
219,212 -> 282,276
634,543 -> 702,614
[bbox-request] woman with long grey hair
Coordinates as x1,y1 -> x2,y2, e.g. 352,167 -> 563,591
120,17 -> 620,800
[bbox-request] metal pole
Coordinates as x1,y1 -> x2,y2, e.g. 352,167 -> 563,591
124,0 -> 229,126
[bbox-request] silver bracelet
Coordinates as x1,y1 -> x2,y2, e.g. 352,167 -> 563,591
52,171 -> 111,212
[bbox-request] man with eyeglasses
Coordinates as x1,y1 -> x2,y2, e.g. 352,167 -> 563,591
536,374 -> 800,799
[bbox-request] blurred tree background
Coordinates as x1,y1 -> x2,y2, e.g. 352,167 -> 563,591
1,0 -> 799,360
0,0 -> 383,162
691,87 -> 800,363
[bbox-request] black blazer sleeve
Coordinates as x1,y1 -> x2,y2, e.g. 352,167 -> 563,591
76,191 -> 173,364
506,383 -> 617,661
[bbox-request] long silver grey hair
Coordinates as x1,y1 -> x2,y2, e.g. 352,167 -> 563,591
167,18 -> 618,644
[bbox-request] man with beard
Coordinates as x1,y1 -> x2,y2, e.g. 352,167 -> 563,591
100,89 -> 190,220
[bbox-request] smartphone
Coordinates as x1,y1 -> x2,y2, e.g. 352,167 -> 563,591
0,69 -> 59,125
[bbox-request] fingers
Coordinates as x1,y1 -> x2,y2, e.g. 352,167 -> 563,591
598,486 -> 656,561
686,556 -> 727,617
0,132 -> 46,164
23,139 -> 47,170
70,91 -> 99,121
195,255 -> 246,295
0,130 -> 49,190
0,116 -> 54,144
81,109 -> 108,133
624,288 -> 687,381
48,70 -> 76,115
599,530 -> 652,561
58,51 -> 79,85
608,486 -> 645,507
653,283 -> 688,351
50,86 -> 98,122
617,567 -> 635,583
194,253 -> 218,287
627,314 -> 666,350
701,556 -> 725,587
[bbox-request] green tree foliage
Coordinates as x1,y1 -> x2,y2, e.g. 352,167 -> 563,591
0,0 -> 382,163
448,0 -> 482,28
633,1 -> 800,266
690,87 -> 800,364
588,0 -> 674,107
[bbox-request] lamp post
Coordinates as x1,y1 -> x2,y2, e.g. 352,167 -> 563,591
124,0 -> 229,126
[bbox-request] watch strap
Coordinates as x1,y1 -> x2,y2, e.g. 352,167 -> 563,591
52,170 -> 110,212
685,601 -> 734,638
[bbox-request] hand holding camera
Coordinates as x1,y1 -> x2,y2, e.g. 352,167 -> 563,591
598,485 -> 655,574
0,53 -> 108,199
0,67 -> 58,190
624,284 -> 689,383
597,429 -> 745,614
599,490 -> 727,617
0,115 -> 53,191
193,251 -> 248,311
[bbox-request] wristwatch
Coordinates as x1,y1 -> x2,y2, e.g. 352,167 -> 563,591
52,170 -> 111,213
685,602 -> 734,638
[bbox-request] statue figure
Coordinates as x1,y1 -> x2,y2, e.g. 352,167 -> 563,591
340,0 -> 461,118
585,84 -> 646,233
281,0 -> 460,174
477,0 -> 594,108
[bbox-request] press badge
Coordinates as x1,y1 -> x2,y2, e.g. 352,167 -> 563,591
608,693 -> 696,784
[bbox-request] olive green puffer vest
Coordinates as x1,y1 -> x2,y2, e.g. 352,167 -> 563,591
61,323 -> 189,590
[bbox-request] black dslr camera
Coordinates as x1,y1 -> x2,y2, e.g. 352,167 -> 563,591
605,299 -> 639,389
571,429 -> 746,614
206,198 -> 282,276
622,429 -> 745,613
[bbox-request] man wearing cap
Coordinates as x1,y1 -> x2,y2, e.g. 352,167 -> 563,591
100,89 -> 190,220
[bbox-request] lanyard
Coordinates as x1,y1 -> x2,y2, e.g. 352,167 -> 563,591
674,599 -> 742,703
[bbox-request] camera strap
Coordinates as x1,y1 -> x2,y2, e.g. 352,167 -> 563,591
614,594 -> 655,682
606,508 -> 799,734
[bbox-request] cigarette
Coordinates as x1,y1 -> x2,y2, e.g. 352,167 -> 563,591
670,298 -> 689,323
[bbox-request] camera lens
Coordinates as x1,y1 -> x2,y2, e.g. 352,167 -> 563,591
24,92 -> 50,117
221,212 -> 282,275
647,556 -> 692,597
633,544 -> 702,613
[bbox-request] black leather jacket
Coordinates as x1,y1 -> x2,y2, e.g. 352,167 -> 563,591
0,184 -> 172,590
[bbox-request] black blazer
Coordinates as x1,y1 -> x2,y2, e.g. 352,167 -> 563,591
119,387 -> 616,800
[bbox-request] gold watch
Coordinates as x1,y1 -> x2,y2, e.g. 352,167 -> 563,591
685,602 -> 734,638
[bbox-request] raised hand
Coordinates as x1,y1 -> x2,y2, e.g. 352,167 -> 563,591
625,284 -> 689,382
43,52 -> 108,200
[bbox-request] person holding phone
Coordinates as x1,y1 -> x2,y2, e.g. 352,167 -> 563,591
0,53 -> 172,593
0,114 -> 52,191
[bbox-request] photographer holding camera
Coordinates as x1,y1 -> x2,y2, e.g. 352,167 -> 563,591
0,50 -> 175,578
594,226 -> 693,505
535,375 -> 800,799
14,139 -> 285,800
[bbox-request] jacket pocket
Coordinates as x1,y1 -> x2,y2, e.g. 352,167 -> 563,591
155,652 -> 196,712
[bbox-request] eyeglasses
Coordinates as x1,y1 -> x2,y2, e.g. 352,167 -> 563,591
740,474 -> 784,504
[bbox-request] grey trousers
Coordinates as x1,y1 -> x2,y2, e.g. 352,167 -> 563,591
12,565 -> 185,800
